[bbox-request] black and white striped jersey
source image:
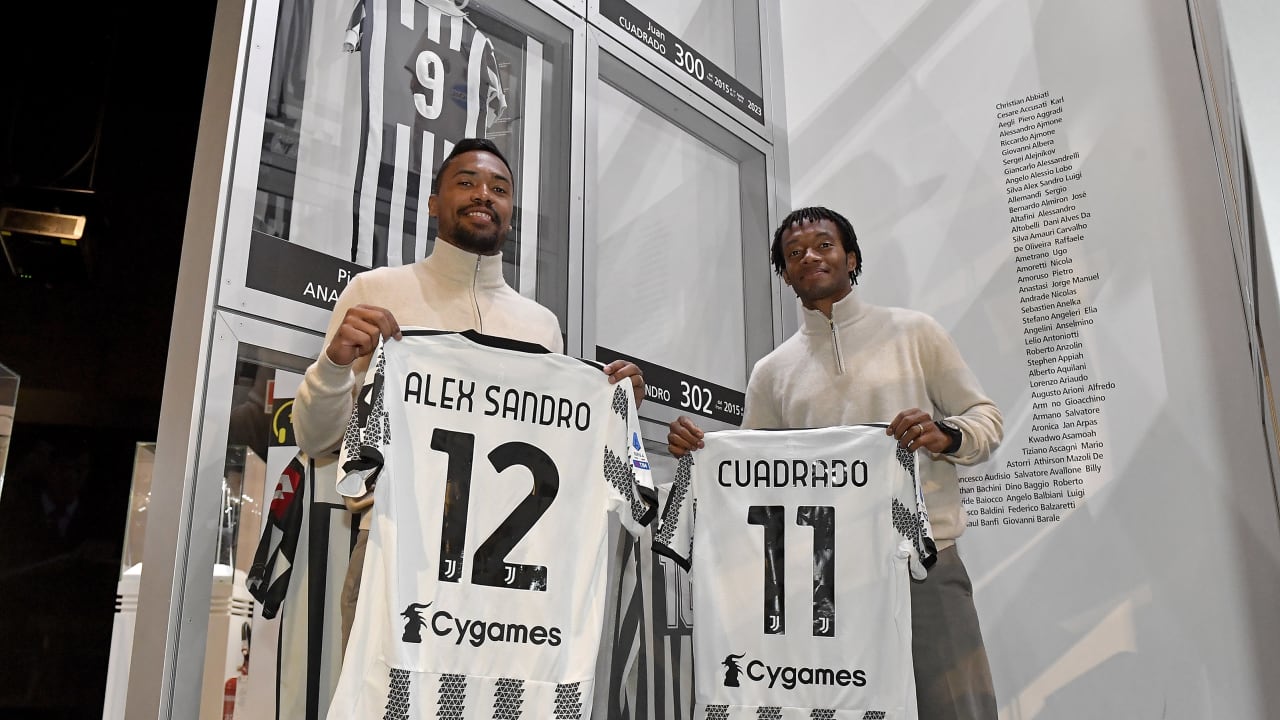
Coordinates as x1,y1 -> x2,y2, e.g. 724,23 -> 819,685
328,330 -> 656,719
344,0 -> 507,268
245,448 -> 355,717
653,426 -> 935,720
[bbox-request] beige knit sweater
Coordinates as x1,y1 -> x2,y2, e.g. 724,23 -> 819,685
743,290 -> 1002,546
293,241 -> 563,525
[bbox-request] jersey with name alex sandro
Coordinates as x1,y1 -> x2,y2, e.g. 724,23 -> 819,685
328,330 -> 656,719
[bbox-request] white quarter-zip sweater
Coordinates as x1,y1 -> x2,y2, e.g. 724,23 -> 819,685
742,290 -> 1002,546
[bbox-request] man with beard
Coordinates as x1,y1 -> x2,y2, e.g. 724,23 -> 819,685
294,138 -> 644,650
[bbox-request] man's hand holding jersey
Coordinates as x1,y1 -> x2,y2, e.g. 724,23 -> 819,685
326,304 -> 403,366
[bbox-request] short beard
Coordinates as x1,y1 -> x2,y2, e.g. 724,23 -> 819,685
444,223 -> 505,255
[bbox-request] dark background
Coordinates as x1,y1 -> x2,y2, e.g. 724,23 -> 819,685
0,1 -> 218,717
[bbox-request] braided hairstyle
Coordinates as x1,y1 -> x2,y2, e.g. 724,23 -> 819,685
769,206 -> 862,285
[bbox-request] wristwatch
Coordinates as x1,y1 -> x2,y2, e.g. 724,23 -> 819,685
935,419 -> 963,455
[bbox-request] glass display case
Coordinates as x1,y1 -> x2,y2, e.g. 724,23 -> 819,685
220,0 -> 579,335
0,362 -> 16,492
592,0 -> 767,132
103,441 -> 268,720
117,310 -> 355,719
118,443 -> 154,576
587,41 -> 773,433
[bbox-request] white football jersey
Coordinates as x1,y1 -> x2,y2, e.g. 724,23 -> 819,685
328,330 -> 655,719
653,426 -> 935,720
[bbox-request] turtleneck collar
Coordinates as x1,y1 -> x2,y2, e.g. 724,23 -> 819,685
421,238 -> 507,290
800,288 -> 869,334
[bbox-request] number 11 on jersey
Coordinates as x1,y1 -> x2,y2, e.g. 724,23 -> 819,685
747,505 -> 836,637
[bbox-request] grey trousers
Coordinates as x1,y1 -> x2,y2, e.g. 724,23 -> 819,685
910,545 -> 998,720
339,528 -> 369,656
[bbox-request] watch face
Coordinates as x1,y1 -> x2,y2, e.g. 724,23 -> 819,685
936,420 -> 961,442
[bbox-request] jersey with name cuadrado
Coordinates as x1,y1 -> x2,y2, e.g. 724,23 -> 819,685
652,426 -> 936,720
328,330 -> 656,720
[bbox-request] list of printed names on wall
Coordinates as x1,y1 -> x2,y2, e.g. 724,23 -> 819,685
962,90 -> 1111,529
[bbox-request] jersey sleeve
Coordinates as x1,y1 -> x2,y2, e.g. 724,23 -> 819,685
892,447 -> 937,580
246,453 -> 308,618
651,453 -> 695,571
602,385 -> 657,536
341,0 -> 363,52
336,344 -> 390,499
478,32 -> 508,131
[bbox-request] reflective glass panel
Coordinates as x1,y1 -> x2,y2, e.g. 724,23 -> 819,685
631,0 -> 738,73
248,0 -> 574,322
628,0 -> 761,92
0,362 -> 15,488
595,80 -> 748,392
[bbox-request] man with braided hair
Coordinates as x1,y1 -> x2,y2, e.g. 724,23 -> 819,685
667,206 -> 1003,720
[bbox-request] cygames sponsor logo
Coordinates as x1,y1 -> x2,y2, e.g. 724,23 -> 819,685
721,652 -> 867,690
400,602 -> 563,648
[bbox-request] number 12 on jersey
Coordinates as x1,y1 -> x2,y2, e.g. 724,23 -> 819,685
431,428 -> 559,592
747,505 -> 836,637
